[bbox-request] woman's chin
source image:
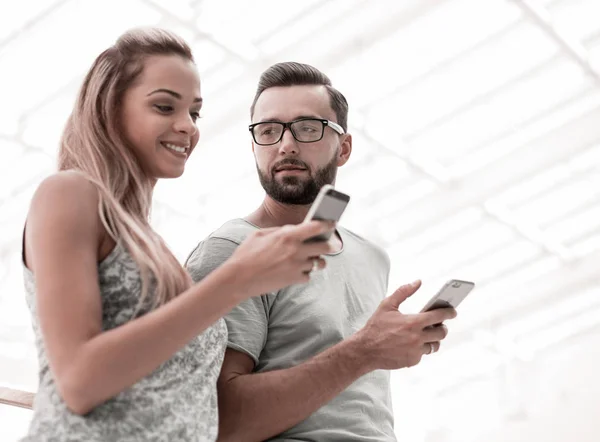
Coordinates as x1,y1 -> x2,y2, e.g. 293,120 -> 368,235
153,166 -> 186,180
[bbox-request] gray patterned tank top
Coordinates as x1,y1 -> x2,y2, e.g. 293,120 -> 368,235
21,243 -> 228,442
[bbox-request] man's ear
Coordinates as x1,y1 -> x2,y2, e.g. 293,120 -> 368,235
337,133 -> 352,167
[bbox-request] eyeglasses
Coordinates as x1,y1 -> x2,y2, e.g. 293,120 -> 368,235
249,118 -> 345,146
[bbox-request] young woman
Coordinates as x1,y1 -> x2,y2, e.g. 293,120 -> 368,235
21,28 -> 332,441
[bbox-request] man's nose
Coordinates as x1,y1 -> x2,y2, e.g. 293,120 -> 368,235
278,128 -> 298,155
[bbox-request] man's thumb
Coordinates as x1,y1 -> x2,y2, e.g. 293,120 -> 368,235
386,280 -> 421,309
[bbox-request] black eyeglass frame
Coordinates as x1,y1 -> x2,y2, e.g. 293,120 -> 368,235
248,117 -> 345,146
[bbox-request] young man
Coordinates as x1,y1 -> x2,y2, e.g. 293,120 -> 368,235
186,62 -> 456,442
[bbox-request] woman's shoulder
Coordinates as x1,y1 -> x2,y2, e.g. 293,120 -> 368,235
28,171 -> 102,237
34,170 -> 99,202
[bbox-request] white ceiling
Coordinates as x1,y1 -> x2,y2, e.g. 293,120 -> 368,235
1,0 -> 599,441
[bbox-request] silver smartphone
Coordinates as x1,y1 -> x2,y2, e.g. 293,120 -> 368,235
303,184 -> 350,242
420,279 -> 476,312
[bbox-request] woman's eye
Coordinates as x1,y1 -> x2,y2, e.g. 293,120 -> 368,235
190,111 -> 201,122
154,105 -> 173,113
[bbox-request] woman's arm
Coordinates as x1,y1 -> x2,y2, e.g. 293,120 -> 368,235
26,172 -> 333,416
26,173 -> 251,415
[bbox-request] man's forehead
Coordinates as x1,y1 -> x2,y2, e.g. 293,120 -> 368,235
253,84 -> 334,121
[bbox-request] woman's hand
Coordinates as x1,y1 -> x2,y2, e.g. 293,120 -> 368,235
228,221 -> 335,296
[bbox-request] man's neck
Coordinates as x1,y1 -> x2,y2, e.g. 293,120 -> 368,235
246,196 -> 310,228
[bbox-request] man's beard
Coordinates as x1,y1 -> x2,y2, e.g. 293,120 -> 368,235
257,153 -> 338,205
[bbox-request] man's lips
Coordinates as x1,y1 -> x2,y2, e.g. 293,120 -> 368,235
275,169 -> 307,177
274,164 -> 308,172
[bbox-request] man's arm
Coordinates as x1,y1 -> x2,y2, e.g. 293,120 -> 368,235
217,281 -> 457,442
217,335 -> 371,442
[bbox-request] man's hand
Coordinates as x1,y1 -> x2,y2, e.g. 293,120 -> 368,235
354,280 -> 457,370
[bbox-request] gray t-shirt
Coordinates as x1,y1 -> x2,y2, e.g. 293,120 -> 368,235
186,219 -> 395,442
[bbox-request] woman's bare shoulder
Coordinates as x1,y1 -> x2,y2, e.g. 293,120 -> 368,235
26,171 -> 104,256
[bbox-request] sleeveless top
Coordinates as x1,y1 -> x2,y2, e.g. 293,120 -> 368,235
21,243 -> 228,442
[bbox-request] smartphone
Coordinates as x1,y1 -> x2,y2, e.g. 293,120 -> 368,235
420,279 -> 475,312
303,184 -> 350,242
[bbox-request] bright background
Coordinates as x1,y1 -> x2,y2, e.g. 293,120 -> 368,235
1,0 -> 599,441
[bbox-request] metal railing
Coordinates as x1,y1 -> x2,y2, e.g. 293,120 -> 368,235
0,387 -> 34,410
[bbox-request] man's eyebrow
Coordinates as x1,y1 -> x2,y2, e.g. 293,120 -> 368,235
295,114 -> 322,120
257,115 -> 321,123
147,88 -> 203,103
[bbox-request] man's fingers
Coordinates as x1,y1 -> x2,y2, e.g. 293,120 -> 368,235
422,341 -> 441,355
385,280 -> 422,309
423,324 -> 448,342
421,307 -> 457,327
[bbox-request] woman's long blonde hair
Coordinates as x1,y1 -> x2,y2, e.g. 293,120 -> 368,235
59,28 -> 194,309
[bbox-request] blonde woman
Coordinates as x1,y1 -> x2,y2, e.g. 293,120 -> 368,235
20,28 -> 332,442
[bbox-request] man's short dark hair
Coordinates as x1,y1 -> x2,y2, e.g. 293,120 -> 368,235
250,62 -> 349,132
